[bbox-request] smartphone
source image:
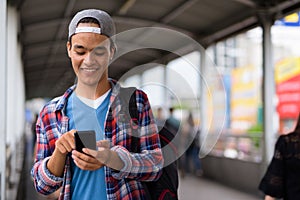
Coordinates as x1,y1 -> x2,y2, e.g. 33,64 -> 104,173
74,130 -> 97,153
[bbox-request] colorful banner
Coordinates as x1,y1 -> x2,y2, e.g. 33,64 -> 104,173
230,65 -> 260,130
275,57 -> 300,84
276,57 -> 300,119
275,12 -> 300,27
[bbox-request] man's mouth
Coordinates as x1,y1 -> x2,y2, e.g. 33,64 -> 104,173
81,68 -> 98,72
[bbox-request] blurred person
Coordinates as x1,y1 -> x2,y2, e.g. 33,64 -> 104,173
181,111 -> 202,177
259,116 -> 300,200
164,107 -> 183,177
192,129 -> 202,176
165,107 -> 180,135
31,9 -> 163,200
155,106 -> 165,128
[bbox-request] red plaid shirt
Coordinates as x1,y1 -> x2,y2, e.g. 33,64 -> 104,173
31,79 -> 163,200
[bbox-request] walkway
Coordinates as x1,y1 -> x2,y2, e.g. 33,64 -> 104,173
21,133 -> 262,200
179,175 -> 261,200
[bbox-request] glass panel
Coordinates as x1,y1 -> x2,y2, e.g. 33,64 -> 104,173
273,12 -> 300,134
206,27 -> 263,162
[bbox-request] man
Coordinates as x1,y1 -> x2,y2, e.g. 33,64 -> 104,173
155,107 -> 165,128
165,107 -> 180,135
31,9 -> 163,200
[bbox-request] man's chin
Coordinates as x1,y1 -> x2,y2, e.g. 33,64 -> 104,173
77,79 -> 99,87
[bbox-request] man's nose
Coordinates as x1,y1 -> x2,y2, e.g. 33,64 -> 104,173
83,52 -> 95,66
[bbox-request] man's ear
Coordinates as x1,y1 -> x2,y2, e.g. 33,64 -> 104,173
110,47 -> 115,60
66,41 -> 71,58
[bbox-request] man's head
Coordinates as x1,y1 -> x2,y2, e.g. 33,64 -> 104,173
67,9 -> 116,89
169,107 -> 174,114
68,9 -> 116,50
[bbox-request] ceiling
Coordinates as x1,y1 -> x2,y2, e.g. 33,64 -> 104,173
9,0 -> 300,99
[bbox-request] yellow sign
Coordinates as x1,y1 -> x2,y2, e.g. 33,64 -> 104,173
230,65 -> 260,130
285,13 -> 299,23
275,57 -> 300,84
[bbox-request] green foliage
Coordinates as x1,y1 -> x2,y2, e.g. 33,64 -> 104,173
247,124 -> 263,149
248,124 -> 263,133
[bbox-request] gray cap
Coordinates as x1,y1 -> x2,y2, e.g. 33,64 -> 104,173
68,9 -> 116,48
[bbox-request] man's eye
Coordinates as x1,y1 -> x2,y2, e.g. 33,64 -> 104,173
76,51 -> 85,55
94,51 -> 105,56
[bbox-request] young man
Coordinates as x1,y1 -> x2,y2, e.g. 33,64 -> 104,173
31,9 -> 163,200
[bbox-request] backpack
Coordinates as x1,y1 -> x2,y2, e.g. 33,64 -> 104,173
118,87 -> 179,200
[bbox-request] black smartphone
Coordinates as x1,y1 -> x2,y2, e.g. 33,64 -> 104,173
74,130 -> 97,153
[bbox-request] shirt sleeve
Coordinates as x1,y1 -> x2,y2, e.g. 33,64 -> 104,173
31,115 -> 64,195
111,89 -> 164,181
258,136 -> 286,198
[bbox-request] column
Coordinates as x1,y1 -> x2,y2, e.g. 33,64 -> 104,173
259,11 -> 276,164
199,47 -> 209,156
0,0 -> 7,198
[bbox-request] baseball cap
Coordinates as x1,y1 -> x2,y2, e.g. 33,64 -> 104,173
68,9 -> 116,49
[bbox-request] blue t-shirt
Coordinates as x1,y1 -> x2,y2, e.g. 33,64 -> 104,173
66,91 -> 111,200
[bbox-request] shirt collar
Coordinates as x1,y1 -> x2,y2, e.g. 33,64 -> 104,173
54,78 -> 120,112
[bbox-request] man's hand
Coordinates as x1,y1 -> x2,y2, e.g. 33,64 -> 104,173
71,140 -> 110,170
55,129 -> 76,155
47,129 -> 77,177
82,140 -> 125,171
72,150 -> 104,170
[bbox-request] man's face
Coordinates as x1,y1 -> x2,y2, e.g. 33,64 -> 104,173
67,23 -> 114,87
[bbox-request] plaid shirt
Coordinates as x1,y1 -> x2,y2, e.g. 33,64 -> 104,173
31,80 -> 163,200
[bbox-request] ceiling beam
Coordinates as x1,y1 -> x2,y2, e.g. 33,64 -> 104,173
113,16 -> 199,48
268,0 -> 300,18
230,0 -> 257,8
117,0 -> 136,15
45,0 -> 76,62
199,16 -> 258,47
35,0 -> 77,93
121,0 -> 200,44
24,18 -> 63,32
161,0 -> 199,23
113,16 -> 196,37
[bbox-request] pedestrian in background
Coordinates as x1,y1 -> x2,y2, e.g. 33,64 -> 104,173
259,116 -> 300,200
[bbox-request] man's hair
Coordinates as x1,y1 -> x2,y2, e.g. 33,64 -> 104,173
78,17 -> 100,25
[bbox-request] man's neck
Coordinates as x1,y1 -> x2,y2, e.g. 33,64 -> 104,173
75,81 -> 111,100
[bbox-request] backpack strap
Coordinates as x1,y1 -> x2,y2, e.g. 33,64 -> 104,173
118,87 -> 140,152
118,87 -> 137,117
118,87 -> 152,199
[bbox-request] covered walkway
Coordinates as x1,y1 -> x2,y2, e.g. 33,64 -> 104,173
2,1 -> 300,199
20,132 -> 261,200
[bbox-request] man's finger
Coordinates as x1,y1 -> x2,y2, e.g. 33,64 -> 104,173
72,152 -> 103,170
97,140 -> 110,148
82,148 -> 98,157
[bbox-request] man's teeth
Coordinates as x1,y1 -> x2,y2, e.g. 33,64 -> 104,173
82,68 -> 97,72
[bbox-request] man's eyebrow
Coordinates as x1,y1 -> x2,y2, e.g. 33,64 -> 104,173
73,44 -> 85,49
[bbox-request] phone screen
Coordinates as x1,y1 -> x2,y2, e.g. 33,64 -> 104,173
74,130 -> 97,153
